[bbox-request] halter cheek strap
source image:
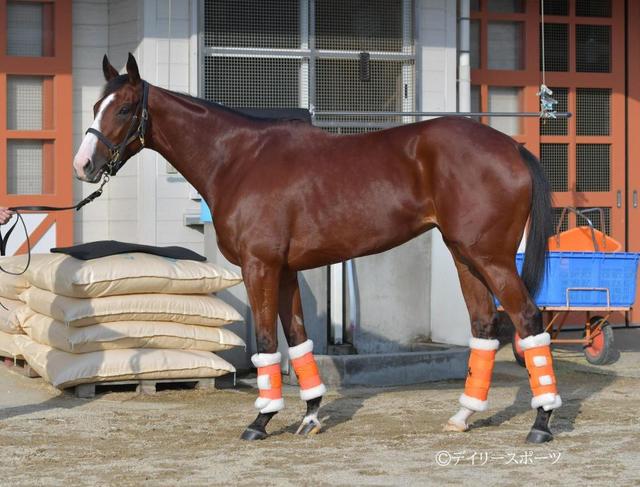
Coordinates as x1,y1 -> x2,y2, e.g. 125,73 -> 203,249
86,80 -> 150,176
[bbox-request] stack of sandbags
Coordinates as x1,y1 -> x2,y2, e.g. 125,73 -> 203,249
12,252 -> 245,389
0,255 -> 33,359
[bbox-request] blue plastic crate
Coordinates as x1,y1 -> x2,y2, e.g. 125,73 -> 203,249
512,252 -> 640,308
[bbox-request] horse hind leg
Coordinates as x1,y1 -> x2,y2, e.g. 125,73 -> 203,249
278,269 -> 326,436
445,257 -> 501,432
469,255 -> 560,443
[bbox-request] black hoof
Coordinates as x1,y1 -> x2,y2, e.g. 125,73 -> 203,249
526,428 -> 554,444
240,427 -> 267,441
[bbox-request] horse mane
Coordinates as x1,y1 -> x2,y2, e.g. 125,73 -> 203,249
101,75 -> 307,124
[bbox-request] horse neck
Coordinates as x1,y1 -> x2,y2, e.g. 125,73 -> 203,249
143,85 -> 251,204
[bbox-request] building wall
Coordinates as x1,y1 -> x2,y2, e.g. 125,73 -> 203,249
418,0 -> 471,347
72,0 -> 204,254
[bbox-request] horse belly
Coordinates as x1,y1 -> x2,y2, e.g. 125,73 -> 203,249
286,209 -> 434,271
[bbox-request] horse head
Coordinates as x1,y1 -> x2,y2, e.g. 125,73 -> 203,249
73,53 -> 148,182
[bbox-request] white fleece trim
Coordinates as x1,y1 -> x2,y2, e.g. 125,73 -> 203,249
288,339 -> 314,359
469,337 -> 500,351
448,407 -> 475,430
254,397 -> 285,414
256,374 -> 272,390
519,332 -> 551,350
531,392 -> 562,410
300,383 -> 326,401
542,394 -> 562,411
251,352 -> 282,368
533,355 -> 548,367
538,375 -> 553,386
459,393 -> 488,412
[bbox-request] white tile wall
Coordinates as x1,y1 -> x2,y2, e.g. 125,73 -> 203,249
73,0 -> 203,252
417,0 -> 472,346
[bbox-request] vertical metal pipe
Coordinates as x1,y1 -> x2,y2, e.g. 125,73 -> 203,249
458,0 -> 471,112
330,263 -> 344,345
345,259 -> 357,345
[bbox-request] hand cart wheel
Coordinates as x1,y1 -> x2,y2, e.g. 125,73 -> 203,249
512,331 -> 526,367
583,316 -> 615,365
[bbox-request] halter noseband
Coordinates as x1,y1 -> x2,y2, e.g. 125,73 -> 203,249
85,80 -> 149,177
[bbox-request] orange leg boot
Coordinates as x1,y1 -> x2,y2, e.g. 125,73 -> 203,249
252,352 -> 285,414
520,332 -> 562,411
446,337 -> 500,432
289,340 -> 327,434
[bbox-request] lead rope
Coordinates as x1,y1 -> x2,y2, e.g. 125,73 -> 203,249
538,0 -> 558,120
0,173 -> 111,276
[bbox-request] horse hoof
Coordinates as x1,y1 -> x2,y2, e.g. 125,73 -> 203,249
295,420 -> 321,436
443,420 -> 469,432
526,428 -> 553,444
240,427 -> 267,441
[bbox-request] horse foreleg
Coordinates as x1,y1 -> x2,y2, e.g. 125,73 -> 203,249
240,259 -> 283,441
445,258 -> 500,432
278,269 -> 326,436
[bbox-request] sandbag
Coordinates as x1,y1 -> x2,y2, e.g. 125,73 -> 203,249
0,330 -> 21,358
21,287 -> 243,327
0,256 -> 31,299
0,298 -> 25,334
19,308 -> 246,353
14,335 -> 235,388
25,252 -> 242,298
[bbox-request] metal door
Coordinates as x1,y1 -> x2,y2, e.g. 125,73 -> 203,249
471,0 -> 628,323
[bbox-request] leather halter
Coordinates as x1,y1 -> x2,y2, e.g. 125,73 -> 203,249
85,80 -> 150,177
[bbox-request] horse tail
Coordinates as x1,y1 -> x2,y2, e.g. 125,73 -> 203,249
519,144 -> 553,299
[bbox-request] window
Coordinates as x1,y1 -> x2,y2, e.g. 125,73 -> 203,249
576,144 -> 610,192
540,23 -> 568,72
6,1 -> 54,57
202,0 -> 415,133
576,25 -> 611,73
487,22 -> 524,70
488,87 -> 522,135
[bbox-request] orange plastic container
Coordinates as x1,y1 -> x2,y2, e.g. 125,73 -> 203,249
548,226 -> 622,253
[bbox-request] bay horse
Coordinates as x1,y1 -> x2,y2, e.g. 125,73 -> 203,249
73,54 -> 561,444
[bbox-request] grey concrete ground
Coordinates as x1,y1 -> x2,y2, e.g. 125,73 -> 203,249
0,327 -> 639,486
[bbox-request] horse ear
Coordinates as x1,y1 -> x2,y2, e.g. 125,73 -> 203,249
126,52 -> 141,84
102,54 -> 119,81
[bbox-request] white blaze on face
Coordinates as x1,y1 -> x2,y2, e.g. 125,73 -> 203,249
73,93 -> 116,179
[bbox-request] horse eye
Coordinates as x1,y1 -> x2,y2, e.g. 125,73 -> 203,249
119,106 -> 131,115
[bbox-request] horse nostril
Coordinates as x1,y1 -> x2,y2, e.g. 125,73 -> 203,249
85,158 -> 95,175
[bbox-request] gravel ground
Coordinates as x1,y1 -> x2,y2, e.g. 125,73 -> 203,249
1,329 -> 639,486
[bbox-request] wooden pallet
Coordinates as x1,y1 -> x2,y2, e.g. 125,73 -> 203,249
1,356 -> 40,378
70,377 -> 217,398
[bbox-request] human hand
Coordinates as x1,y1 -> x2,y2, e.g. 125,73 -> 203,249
0,207 -> 14,225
